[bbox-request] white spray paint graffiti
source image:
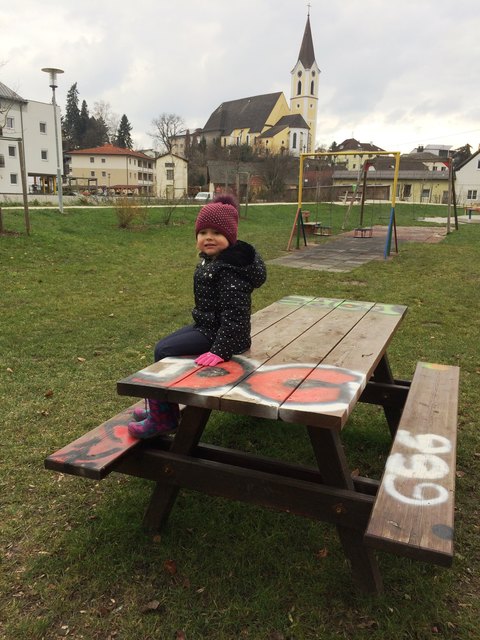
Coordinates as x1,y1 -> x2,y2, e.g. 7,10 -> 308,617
384,429 -> 451,506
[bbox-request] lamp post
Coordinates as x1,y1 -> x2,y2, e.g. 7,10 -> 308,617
42,67 -> 64,213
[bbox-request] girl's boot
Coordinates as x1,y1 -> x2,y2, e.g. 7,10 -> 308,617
128,398 -> 179,439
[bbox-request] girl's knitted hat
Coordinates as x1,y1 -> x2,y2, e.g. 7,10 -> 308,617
195,194 -> 239,246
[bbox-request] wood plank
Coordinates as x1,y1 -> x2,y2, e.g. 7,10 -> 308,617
365,362 -> 459,566
118,298 -> 345,413
116,295 -> 320,403
165,299 -> 344,410
321,303 -> 407,377
220,300 -> 374,421
278,304 -> 407,428
115,448 -> 375,530
249,295 -> 317,333
44,402 -> 145,479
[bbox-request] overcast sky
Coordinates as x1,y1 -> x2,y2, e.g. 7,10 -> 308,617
2,0 -> 480,154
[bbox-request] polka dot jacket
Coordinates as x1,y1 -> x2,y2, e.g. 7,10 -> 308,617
192,240 -> 267,360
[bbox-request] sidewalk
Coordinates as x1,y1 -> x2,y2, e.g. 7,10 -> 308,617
268,226 -> 448,272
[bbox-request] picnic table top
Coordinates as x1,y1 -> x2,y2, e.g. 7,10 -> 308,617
117,296 -> 407,430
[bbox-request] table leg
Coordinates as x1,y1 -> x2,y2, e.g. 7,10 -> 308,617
307,426 -> 383,593
372,353 -> 404,436
143,405 -> 211,532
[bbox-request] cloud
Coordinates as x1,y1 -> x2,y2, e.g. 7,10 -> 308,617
3,0 -> 480,152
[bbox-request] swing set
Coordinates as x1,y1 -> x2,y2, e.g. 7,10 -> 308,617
287,150 -> 402,258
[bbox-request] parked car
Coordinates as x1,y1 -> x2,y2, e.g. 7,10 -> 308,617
194,191 -> 212,203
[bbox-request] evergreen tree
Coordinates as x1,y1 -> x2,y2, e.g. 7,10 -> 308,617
63,83 -> 81,149
115,114 -> 133,149
82,116 -> 109,148
78,100 -> 90,147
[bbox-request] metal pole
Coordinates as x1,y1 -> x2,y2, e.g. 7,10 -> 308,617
51,85 -> 64,213
42,68 -> 64,213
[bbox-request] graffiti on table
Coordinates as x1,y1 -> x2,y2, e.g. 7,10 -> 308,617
384,429 -> 452,506
130,357 -> 365,413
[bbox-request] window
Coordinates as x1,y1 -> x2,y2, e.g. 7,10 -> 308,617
8,146 -> 16,157
90,157 -> 95,163
10,173 -> 18,184
101,158 -> 106,163
40,122 -> 47,134
0,155 -> 4,168
477,160 -> 480,169
467,189 -> 477,199
165,162 -> 175,167
6,116 -> 14,129
41,150 -> 48,161
90,171 -> 95,177
292,133 -> 297,149
102,171 -> 106,177
403,184 -> 412,198
297,80 -> 302,95
166,169 -> 174,180
311,81 -> 314,94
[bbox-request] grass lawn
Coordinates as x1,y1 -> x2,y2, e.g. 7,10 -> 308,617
1,203 -> 479,640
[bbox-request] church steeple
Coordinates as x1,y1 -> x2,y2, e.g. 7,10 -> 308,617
290,12 -> 320,153
297,15 -> 316,68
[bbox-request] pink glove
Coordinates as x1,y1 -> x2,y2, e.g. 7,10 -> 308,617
195,352 -> 225,367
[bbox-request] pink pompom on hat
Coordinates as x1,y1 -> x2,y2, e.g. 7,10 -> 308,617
195,194 -> 239,246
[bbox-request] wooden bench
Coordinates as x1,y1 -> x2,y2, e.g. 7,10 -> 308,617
45,401 -> 176,480
365,362 -> 460,566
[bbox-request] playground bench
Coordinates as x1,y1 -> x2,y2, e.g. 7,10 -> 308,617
365,361 -> 459,566
45,296 -> 459,593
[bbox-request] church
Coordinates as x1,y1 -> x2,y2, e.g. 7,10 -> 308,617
175,14 -> 320,157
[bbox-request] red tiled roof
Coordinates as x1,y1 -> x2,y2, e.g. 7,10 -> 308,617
69,144 -> 152,160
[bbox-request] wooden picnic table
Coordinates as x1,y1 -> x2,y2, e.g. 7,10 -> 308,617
46,295 -> 459,593
115,296 -> 409,592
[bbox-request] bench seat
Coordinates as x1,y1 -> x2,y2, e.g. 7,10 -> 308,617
365,362 -> 460,566
45,401 -> 167,480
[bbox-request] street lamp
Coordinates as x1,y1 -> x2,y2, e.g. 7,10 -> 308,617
42,67 -> 64,213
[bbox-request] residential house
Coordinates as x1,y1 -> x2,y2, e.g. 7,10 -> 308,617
332,138 -> 385,171
155,152 -> 188,199
68,143 -> 155,195
453,149 -> 480,206
0,81 -> 62,196
332,155 -> 450,204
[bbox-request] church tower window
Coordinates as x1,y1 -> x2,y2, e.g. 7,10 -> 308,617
297,81 -> 302,95
311,81 -> 314,94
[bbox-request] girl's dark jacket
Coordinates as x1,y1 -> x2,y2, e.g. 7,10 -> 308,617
192,240 -> 267,360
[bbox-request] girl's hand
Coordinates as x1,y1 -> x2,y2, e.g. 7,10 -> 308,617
195,352 -> 225,367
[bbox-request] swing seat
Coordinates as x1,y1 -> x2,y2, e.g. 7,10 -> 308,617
354,227 -> 373,238
313,225 -> 332,237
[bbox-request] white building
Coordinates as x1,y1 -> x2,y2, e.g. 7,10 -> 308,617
155,153 -> 188,199
0,81 -> 62,197
454,150 -> 480,206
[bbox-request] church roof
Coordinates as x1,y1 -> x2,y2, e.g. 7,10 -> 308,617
297,16 -> 316,68
257,124 -> 289,139
257,114 -> 309,139
202,92 -> 284,135
276,114 -> 309,128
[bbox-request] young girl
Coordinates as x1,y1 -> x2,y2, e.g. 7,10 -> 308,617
128,194 -> 267,438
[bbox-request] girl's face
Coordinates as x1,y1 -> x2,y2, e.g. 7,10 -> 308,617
196,228 -> 229,257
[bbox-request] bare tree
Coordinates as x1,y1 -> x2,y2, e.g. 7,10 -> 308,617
93,100 -> 120,143
149,112 -> 185,153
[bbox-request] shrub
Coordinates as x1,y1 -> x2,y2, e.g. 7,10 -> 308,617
114,197 -> 148,228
